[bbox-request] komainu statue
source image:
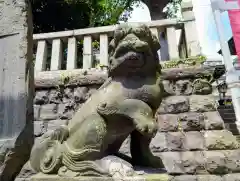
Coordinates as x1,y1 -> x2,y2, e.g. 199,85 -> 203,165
30,23 -> 164,178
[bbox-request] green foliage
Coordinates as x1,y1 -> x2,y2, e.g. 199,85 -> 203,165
161,55 -> 207,69
163,0 -> 182,19
31,0 -> 138,33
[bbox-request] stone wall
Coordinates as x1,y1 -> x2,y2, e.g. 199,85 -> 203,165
18,66 -> 240,180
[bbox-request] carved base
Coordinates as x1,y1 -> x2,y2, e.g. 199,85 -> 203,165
30,173 -> 170,181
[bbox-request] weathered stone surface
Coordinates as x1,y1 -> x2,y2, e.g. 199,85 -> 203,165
48,90 -> 62,104
30,174 -> 115,181
165,132 -> 185,151
204,112 -> 225,130
180,112 -> 205,131
34,69 -> 108,88
158,152 -> 184,174
204,151 -> 228,174
180,151 -> 206,174
161,66 -> 224,81
197,175 -> 223,181
192,79 -> 212,95
39,104 -> 58,121
34,91 -> 49,105
58,103 -> 75,120
162,80 -> 192,96
224,150 -> 240,173
157,112 -> 205,132
223,173 -> 240,181
183,132 -> 205,151
151,132 -> 205,152
204,130 -> 239,150
15,162 -> 36,181
157,114 -> 179,132
158,96 -> 189,114
189,95 -> 217,112
150,133 -> 168,152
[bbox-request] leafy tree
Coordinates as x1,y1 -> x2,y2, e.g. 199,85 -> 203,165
163,0 -> 182,19
31,0 -> 138,33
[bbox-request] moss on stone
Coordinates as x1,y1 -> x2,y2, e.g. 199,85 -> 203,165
161,55 -> 207,69
145,174 -> 171,181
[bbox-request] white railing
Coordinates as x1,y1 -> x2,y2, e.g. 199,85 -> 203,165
33,2 -> 200,72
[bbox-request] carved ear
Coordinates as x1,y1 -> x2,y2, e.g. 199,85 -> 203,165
114,24 -> 128,45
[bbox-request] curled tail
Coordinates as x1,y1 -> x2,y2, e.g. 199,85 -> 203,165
30,125 -> 69,174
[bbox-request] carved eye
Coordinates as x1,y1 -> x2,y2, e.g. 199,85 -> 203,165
100,103 -> 107,108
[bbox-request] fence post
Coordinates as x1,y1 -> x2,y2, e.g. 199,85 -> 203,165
181,0 -> 201,57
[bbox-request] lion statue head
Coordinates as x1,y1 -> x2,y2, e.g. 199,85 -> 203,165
108,23 -> 161,77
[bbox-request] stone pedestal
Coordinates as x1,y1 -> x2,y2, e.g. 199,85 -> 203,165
0,0 -> 34,180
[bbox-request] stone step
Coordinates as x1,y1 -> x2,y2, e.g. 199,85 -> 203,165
119,130 -> 239,154
157,95 -> 217,114
153,150 -> 240,175
150,130 -> 239,152
156,111 -> 225,132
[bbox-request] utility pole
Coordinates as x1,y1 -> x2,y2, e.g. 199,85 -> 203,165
210,0 -> 240,129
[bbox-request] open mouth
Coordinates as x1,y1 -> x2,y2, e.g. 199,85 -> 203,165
123,51 -> 145,68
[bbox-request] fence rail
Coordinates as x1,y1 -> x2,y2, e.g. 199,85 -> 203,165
33,3 -> 200,73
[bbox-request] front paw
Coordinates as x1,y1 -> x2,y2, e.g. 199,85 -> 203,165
50,125 -> 69,142
136,121 -> 158,137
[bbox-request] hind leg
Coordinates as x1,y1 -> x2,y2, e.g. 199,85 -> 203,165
61,114 -> 108,171
130,130 -> 164,168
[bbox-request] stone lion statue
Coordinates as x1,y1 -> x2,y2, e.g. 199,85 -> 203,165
29,23 -> 164,178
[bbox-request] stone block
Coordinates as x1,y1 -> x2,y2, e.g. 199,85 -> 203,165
34,91 -> 49,105
48,89 -> 62,104
197,175 -> 223,181
204,112 -> 225,130
158,96 -> 189,114
192,79 -> 213,95
189,95 -> 217,112
158,152 -> 184,174
163,80 -> 192,96
204,151 -> 228,174
223,174 -> 240,181
150,133 -> 168,152
165,132 -> 185,151
204,130 -> 239,150
58,103 -> 75,120
64,88 -> 74,99
157,112 -> 205,132
39,104 -> 58,121
157,114 -> 179,132
224,150 -> 240,173
180,151 -> 206,174
179,112 -> 205,131
183,132 -> 205,151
